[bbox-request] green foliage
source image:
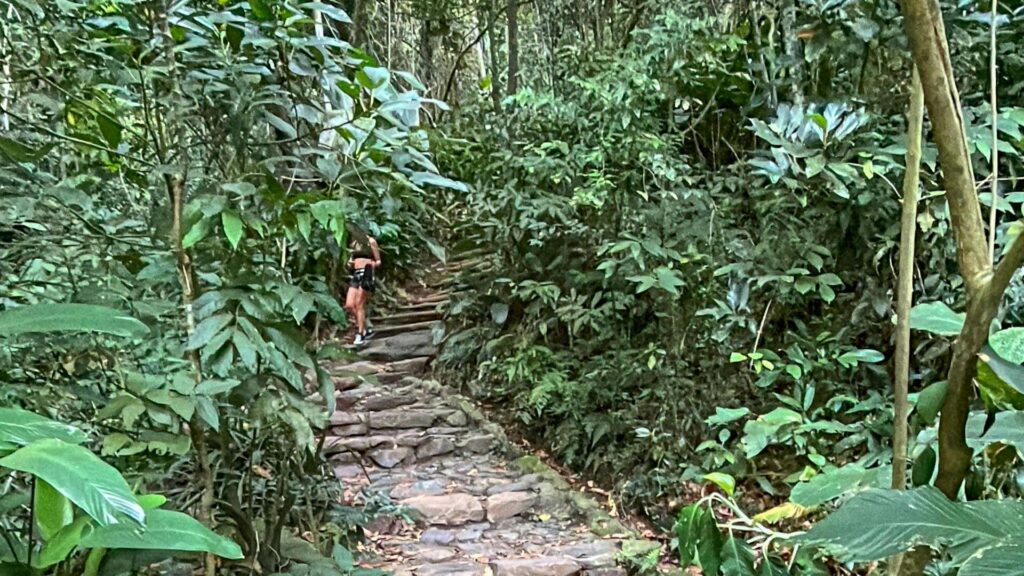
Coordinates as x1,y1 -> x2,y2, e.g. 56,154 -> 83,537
435,3 -> 904,516
0,304 -> 149,338
800,487 -> 1024,574
80,509 -> 242,559
675,503 -> 722,575
1,0 -> 453,571
1,439 -> 145,527
0,408 -> 241,570
909,301 -> 966,336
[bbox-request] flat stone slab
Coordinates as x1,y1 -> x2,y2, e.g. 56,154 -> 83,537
417,437 -> 456,459
361,330 -> 439,362
416,562 -> 487,576
490,557 -> 583,576
391,480 -> 448,500
486,491 -> 538,522
368,446 -> 413,468
402,494 -> 485,526
369,409 -> 443,429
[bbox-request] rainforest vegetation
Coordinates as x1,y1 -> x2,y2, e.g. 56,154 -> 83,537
3,0 -> 1024,574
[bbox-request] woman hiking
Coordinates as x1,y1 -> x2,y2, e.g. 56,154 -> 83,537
344,226 -> 382,345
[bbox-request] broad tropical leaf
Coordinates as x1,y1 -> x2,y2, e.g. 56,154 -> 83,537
789,464 -> 888,507
908,302 -> 964,336
959,541 -> 1024,576
0,408 -> 87,446
81,509 -> 243,559
0,439 -> 144,526
798,487 -> 1024,563
36,516 -> 90,567
722,536 -> 756,576
34,479 -> 73,540
0,304 -> 149,338
991,327 -> 1024,364
976,345 -> 1024,410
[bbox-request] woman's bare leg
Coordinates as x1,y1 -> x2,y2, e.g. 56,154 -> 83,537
344,286 -> 358,313
354,289 -> 367,335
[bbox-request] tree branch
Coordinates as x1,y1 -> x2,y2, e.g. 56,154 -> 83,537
991,232 -> 1024,295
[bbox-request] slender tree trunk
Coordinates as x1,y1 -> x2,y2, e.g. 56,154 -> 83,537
159,5 -> 216,575
475,25 -> 488,81
902,0 -> 986,502
418,18 -> 435,93
896,4 -> 1024,573
506,0 -> 519,96
488,0 -> 504,109
0,5 -> 12,132
350,0 -> 365,49
749,4 -> 776,108
387,0 -> 394,66
892,68 -> 924,494
888,68 -> 923,576
987,0 -> 999,261
781,0 -> 804,105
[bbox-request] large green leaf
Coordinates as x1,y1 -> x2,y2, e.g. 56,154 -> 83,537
959,541 -> 1024,576
0,408 -> 87,446
0,304 -> 148,338
909,302 -> 964,336
34,479 -> 73,540
789,464 -> 888,507
81,509 -> 243,559
965,410 -> 1024,454
221,210 -> 244,249
976,345 -> 1024,410
991,328 -> 1024,364
0,439 -> 144,527
0,136 -> 53,163
798,487 -> 1023,563
721,536 -> 756,576
409,171 -> 469,192
36,516 -> 90,568
914,381 -> 948,424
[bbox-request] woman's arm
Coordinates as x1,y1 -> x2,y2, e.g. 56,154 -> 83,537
369,237 -> 382,268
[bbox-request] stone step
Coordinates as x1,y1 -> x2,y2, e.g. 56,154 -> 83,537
374,309 -> 443,325
442,259 -> 483,272
360,330 -> 439,362
490,557 -> 584,576
411,290 -> 452,304
398,299 -> 448,311
371,320 -> 442,338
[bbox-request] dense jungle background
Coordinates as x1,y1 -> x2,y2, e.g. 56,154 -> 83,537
4,0 -> 1024,573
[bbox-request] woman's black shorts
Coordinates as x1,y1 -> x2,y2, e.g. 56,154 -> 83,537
350,266 -> 376,293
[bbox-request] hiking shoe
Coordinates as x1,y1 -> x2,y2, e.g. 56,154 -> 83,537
353,333 -> 365,346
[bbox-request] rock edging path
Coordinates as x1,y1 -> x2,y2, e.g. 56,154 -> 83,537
320,268 -> 647,576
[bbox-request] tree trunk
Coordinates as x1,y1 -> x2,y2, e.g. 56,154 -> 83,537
891,68 -> 924,494
506,0 -> 519,96
159,5 -> 216,574
387,0 -> 394,66
782,0 -> 805,105
418,18 -> 435,94
0,5 -> 12,132
888,68 -> 923,576
897,3 -> 1024,573
987,0 -> 999,261
901,0 -> 987,503
487,0 -> 504,109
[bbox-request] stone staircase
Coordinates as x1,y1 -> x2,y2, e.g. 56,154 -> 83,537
320,262 -> 638,576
